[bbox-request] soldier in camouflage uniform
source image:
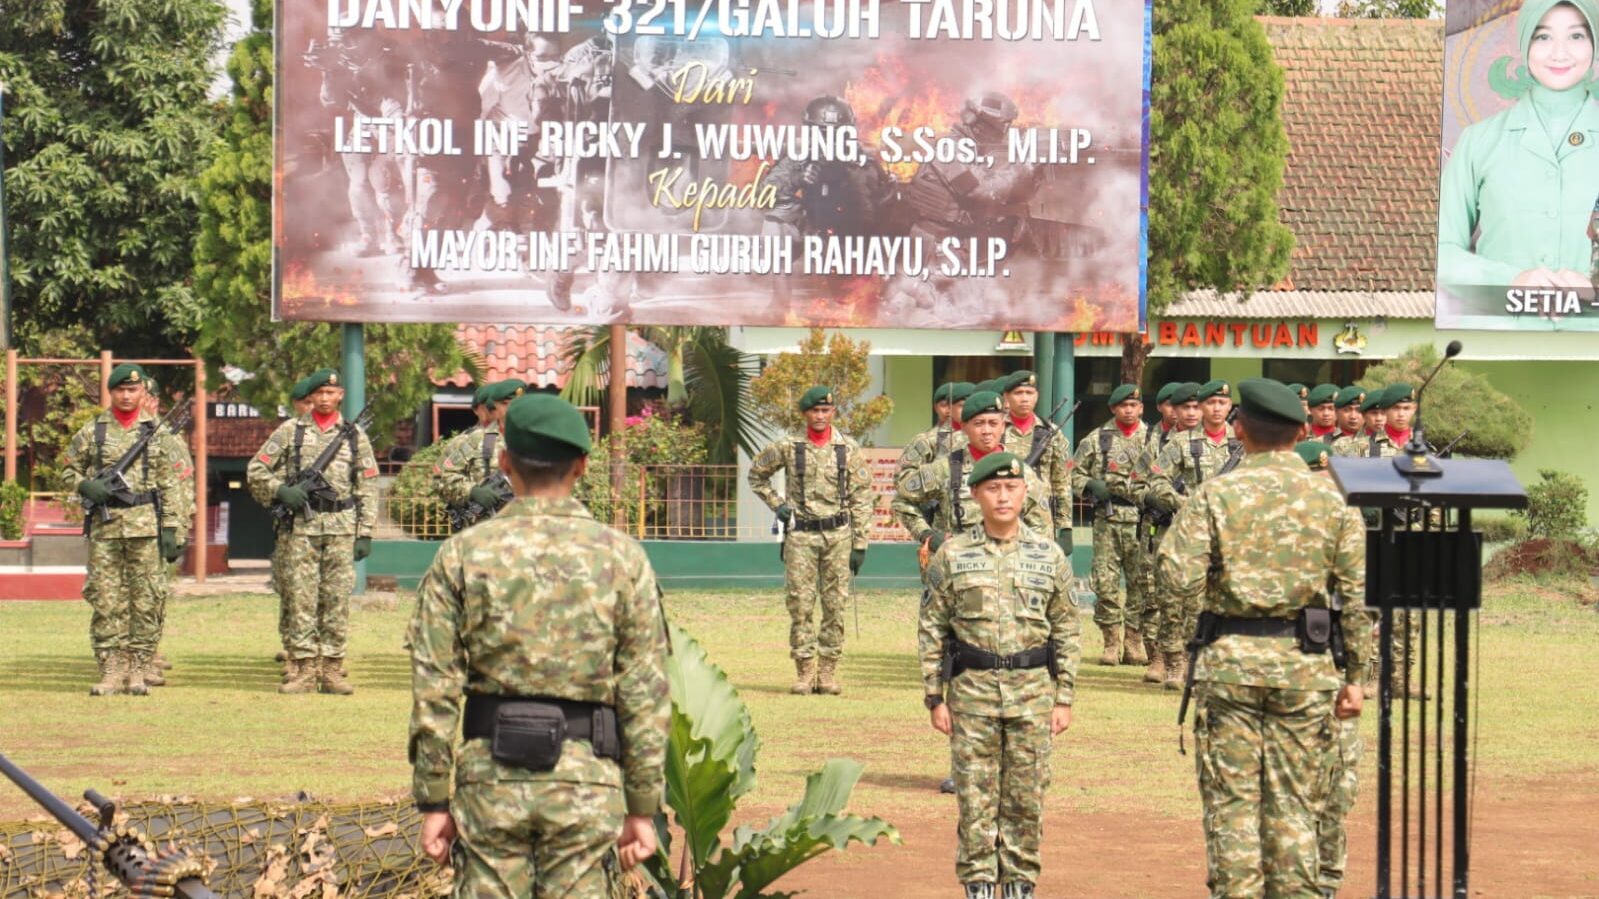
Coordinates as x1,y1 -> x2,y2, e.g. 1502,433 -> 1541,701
897,382 -> 973,477
1306,384 -> 1341,444
62,364 -> 184,696
436,379 -> 525,526
1073,384 -> 1150,667
410,393 -> 668,897
1000,371 -> 1073,552
1157,379 -> 1369,899
747,386 -> 876,696
1146,379 -> 1242,689
248,369 -> 379,695
1331,389 -> 1393,459
146,375 -> 195,687
273,377 -> 317,667
919,451 -> 1080,899
1331,387 -> 1365,444
433,384 -> 493,531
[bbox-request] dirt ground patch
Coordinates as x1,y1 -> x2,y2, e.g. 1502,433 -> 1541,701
1484,537 -> 1599,584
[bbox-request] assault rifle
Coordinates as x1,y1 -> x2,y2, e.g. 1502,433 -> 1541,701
0,751 -> 218,898
270,402 -> 375,528
82,405 -> 191,526
450,471 -> 513,530
1433,429 -> 1470,459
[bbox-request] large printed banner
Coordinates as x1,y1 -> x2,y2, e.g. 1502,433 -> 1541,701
274,0 -> 1151,330
1436,0 -> 1599,330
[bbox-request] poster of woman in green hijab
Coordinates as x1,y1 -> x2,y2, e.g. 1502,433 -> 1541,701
1436,0 -> 1599,330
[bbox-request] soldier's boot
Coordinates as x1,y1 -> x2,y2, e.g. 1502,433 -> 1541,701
273,649 -> 288,663
790,658 -> 816,695
1163,652 -> 1187,691
278,659 -> 318,695
154,652 -> 173,671
89,652 -> 127,697
962,883 -> 996,899
140,656 -> 167,687
1122,629 -> 1148,666
939,778 -> 956,794
1142,650 -> 1167,684
126,654 -> 150,696
319,658 -> 356,695
1097,625 -> 1121,666
1001,883 -> 1035,899
815,657 -> 843,696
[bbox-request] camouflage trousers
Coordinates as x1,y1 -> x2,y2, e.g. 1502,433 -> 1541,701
1382,610 -> 1419,692
1194,683 -> 1337,898
271,530 -> 290,650
1157,531 -> 1203,655
1089,519 -> 1148,630
451,779 -> 627,899
782,527 -> 852,661
952,711 -> 1051,885
279,532 -> 355,661
1317,717 -> 1363,892
85,537 -> 165,656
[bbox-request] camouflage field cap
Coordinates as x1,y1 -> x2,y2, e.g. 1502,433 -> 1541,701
1003,370 -> 1038,393
799,386 -> 835,411
1107,384 -> 1141,407
1307,384 -> 1340,407
1294,440 -> 1331,471
1382,383 -> 1416,406
1197,379 -> 1231,401
303,368 -> 340,394
486,379 -> 527,404
1335,386 -> 1366,408
1236,378 -> 1304,425
289,375 -> 316,402
1169,382 -> 1202,405
1360,389 -> 1393,413
1155,382 -> 1181,405
106,363 -> 149,389
968,451 -> 1026,487
504,393 -> 592,459
961,390 -> 1005,421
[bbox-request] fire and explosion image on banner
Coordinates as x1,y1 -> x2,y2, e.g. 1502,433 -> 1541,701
274,0 -> 1152,330
1436,0 -> 1599,331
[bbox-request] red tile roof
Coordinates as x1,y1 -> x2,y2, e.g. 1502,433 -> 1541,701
1260,17 -> 1442,293
439,326 -> 669,390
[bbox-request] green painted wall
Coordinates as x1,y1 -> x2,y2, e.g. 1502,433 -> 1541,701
1209,357 -> 1262,385
1461,360 -> 1599,526
882,356 -> 933,445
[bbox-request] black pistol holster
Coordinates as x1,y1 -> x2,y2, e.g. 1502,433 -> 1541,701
464,694 -> 621,772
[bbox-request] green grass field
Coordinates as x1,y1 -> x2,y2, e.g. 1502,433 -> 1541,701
0,583 -> 1595,826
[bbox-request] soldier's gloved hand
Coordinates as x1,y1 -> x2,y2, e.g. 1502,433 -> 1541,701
849,548 -> 866,575
1056,528 -> 1073,556
925,530 -> 948,553
159,528 -> 182,563
276,484 -> 310,510
775,504 -> 795,527
1085,479 -> 1111,502
468,485 -> 502,509
353,537 -> 372,562
77,478 -> 113,505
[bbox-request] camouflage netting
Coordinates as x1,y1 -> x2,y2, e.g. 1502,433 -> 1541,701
0,799 -> 451,898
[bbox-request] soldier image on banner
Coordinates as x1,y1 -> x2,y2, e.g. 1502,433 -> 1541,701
61,364 -> 184,697
480,34 -> 566,236
747,387 -> 875,696
919,451 -> 1080,899
247,369 -> 379,695
409,393 -> 668,896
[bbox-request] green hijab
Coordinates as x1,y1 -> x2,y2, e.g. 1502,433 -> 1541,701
1491,0 -> 1599,99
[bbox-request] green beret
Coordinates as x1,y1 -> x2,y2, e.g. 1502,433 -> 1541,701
1197,379 -> 1231,401
1003,370 -> 1038,393
1294,440 -> 1331,471
1236,378 -> 1305,425
471,385 -> 491,408
962,390 -> 1005,420
289,375 -> 316,402
1155,382 -> 1180,405
972,378 -> 1000,396
949,382 -> 976,404
1169,382 -> 1201,405
1287,383 -> 1308,400
303,368 -> 341,394
933,382 -> 954,403
1335,386 -> 1367,408
1382,383 -> 1415,406
1360,389 -> 1392,413
485,379 -> 527,404
504,393 -> 592,459
1306,384 -> 1340,406
967,451 -> 1026,487
799,385 -> 835,411
106,364 -> 150,390
1107,384 -> 1142,407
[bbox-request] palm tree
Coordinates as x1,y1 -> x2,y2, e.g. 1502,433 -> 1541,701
560,326 -> 767,464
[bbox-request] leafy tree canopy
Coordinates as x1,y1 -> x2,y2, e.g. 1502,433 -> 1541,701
1357,344 -> 1531,460
748,329 -> 892,442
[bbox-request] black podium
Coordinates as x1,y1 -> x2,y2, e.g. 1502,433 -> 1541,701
1328,452 -> 1525,899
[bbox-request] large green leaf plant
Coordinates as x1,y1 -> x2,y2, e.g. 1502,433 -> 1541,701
643,626 -> 899,898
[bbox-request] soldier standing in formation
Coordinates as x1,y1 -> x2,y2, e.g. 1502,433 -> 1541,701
248,369 -> 378,695
920,451 -> 1080,899
1072,384 -> 1150,667
1332,386 -> 1366,443
1135,382 -> 1186,683
274,375 -> 318,666
1157,379 -> 1369,899
1332,390 -> 1393,458
897,382 -> 973,479
999,371 -> 1074,554
1305,384 -> 1340,443
63,364 -> 184,696
747,387 -> 875,696
437,379 -> 525,525
409,393 -> 668,896
144,375 -> 194,687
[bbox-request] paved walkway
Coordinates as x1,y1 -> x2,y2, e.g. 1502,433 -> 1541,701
176,562 -> 274,597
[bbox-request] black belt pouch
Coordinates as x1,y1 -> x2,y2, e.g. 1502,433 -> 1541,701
491,702 -> 566,771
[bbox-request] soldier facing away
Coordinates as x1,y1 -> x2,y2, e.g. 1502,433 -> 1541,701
247,368 -> 378,695
410,393 -> 668,897
919,451 -> 1080,899
1157,379 -> 1369,898
1073,384 -> 1150,668
747,386 -> 875,696
62,364 -> 184,696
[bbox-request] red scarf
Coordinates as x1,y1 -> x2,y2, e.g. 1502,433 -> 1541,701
1385,425 -> 1411,446
111,408 -> 141,429
806,426 -> 832,447
1009,413 -> 1036,433
1311,423 -> 1338,438
312,410 -> 340,431
1116,420 -> 1139,438
1204,427 -> 1228,443
968,445 -> 994,462
1338,429 -> 1358,439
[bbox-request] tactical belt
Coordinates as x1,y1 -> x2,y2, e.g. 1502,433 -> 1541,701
111,491 -> 157,508
308,496 -> 358,514
463,693 -> 622,761
791,512 -> 849,532
1178,609 -> 1344,748
1107,497 -> 1137,508
942,637 -> 1059,681
1203,616 -> 1298,639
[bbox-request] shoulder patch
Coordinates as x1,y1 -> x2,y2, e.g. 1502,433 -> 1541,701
904,470 -> 923,494
258,452 -> 274,464
363,467 -> 380,478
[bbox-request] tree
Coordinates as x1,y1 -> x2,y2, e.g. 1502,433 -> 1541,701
1357,343 -> 1532,460
0,0 -> 225,356
1337,0 -> 1439,16
1138,0 -> 1295,383
1259,0 -> 1318,14
748,329 -> 892,442
192,0 -> 472,447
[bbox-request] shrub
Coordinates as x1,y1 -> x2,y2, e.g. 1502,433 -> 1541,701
1357,344 -> 1531,460
0,481 -> 27,541
576,408 -> 707,530
1513,469 -> 1588,540
387,442 -> 451,539
1477,514 -> 1529,545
